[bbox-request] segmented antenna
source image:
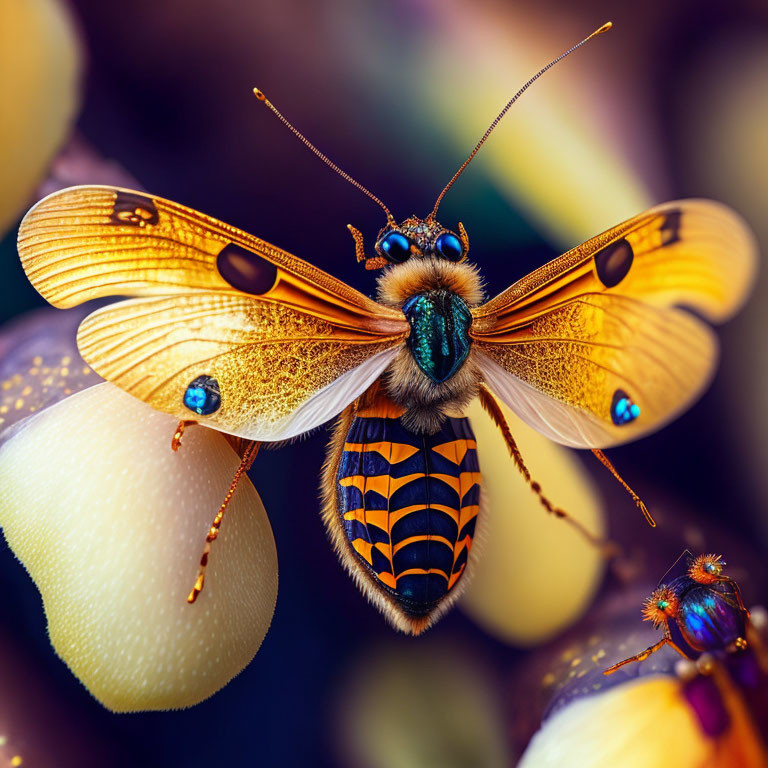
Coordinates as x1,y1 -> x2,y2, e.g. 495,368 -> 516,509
253,88 -> 395,224
428,21 -> 613,221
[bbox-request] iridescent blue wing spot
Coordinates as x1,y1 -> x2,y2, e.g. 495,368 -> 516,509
611,389 -> 640,426
183,375 -> 221,415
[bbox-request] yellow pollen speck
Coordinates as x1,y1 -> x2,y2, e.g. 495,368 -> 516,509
541,672 -> 555,687
0,405 -> 8,414
29,367 -> 39,375
14,399 -> 24,410
32,356 -> 43,366
61,367 -> 69,376
570,657 -> 582,667
11,756 -> 23,767
560,648 -> 577,662
0,735 -> 6,746
21,386 -> 32,396
1,381 -> 11,391
61,356 -> 71,365
82,366 -> 91,375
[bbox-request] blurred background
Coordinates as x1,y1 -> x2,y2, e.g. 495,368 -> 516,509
2,0 -> 768,765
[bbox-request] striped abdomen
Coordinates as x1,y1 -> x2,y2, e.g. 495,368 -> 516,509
331,396 -> 480,632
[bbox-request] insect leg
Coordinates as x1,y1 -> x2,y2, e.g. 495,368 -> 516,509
457,221 -> 470,255
186,440 -> 261,604
171,420 -> 198,451
603,638 -> 674,675
723,577 -> 751,617
478,386 -> 616,555
347,224 -> 389,270
347,224 -> 367,263
591,449 -> 656,528
604,622 -> 693,674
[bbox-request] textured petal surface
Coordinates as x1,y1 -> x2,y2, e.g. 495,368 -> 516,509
0,383 -> 277,712
0,307 -> 97,439
460,397 -> 605,645
0,0 -> 81,234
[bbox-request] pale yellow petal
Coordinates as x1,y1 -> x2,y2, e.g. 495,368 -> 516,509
0,0 -> 81,234
460,397 -> 605,645
518,676 -> 710,768
0,383 -> 277,712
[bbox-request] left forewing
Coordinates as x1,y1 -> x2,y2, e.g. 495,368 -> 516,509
18,185 -> 409,440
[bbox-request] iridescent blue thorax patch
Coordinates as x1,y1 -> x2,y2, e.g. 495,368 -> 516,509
402,290 -> 472,383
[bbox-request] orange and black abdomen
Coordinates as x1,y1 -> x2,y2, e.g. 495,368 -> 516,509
335,401 -> 481,623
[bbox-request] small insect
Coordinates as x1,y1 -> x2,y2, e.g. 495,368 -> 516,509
604,552 -> 753,674
16,23 -> 756,634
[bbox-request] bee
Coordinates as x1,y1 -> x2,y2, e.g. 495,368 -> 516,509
604,552 -> 754,674
17,23 -> 756,635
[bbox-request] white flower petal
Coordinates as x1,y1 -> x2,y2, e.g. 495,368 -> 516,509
0,383 -> 277,712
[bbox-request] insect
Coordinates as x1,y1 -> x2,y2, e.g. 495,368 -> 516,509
16,22 -> 756,634
604,552 -> 753,674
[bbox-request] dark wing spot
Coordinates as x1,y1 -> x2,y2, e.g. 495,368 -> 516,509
216,243 -> 278,295
595,239 -> 634,288
110,192 -> 159,227
660,210 -> 682,246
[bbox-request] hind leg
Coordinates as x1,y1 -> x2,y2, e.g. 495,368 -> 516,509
478,385 -> 617,555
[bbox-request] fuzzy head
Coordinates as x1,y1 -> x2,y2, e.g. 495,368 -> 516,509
688,553 -> 725,584
642,585 -> 679,628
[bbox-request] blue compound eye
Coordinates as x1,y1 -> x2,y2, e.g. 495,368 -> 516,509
378,231 -> 412,263
184,375 -> 221,415
435,232 -> 463,261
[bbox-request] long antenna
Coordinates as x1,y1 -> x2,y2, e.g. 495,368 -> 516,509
253,88 -> 395,224
428,21 -> 613,221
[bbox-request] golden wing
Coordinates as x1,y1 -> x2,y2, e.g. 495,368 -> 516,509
471,200 -> 757,448
18,186 -> 409,441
